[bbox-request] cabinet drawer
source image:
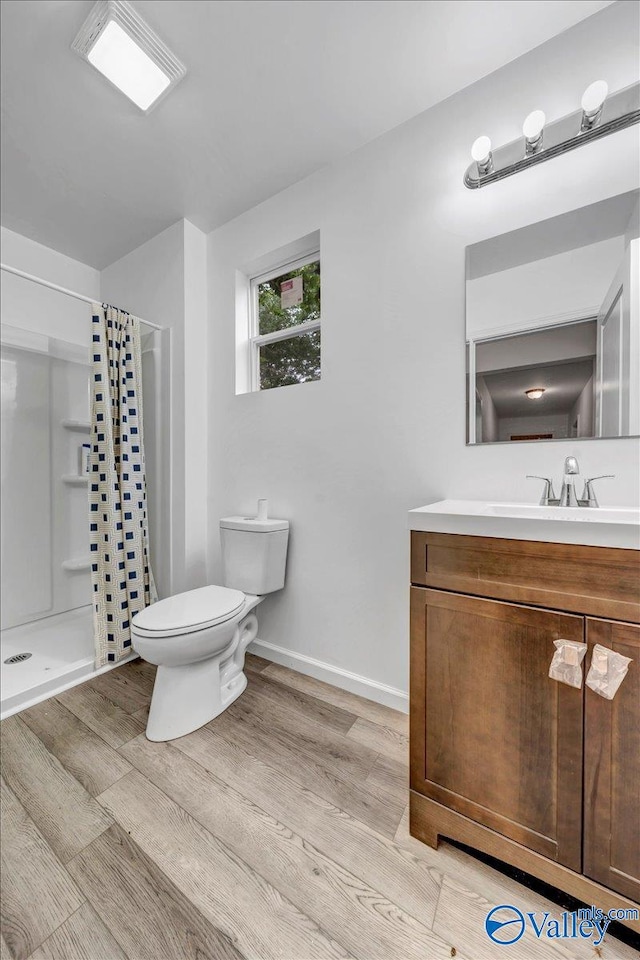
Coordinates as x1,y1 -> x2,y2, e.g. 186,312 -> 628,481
411,532 -> 640,622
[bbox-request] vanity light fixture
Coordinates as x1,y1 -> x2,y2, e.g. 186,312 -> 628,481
581,80 -> 608,130
471,136 -> 493,174
525,388 -> 546,400
72,0 -> 186,113
464,79 -> 639,188
522,110 -> 545,154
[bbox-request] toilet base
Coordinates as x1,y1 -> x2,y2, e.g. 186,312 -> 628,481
145,661 -> 248,741
143,610 -> 258,742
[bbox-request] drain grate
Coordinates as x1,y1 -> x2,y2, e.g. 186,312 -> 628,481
4,652 -> 32,664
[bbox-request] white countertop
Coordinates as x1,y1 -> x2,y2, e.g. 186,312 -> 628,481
409,500 -> 640,550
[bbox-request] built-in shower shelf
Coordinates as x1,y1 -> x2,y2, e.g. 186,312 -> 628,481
62,557 -> 91,572
61,419 -> 91,432
62,474 -> 89,485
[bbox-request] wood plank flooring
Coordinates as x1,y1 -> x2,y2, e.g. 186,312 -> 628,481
1,654 -> 636,960
27,904 -> 127,960
0,718 -> 112,863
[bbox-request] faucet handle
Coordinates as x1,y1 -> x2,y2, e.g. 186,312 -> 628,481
526,475 -> 557,506
581,475 -> 615,508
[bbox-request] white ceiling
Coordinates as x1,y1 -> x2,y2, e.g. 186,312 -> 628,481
484,358 -> 595,417
1,0 -> 613,268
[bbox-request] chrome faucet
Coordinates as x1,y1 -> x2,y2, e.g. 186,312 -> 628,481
526,475 -> 558,506
581,475 -> 615,508
527,459 -> 615,508
559,456 -> 580,507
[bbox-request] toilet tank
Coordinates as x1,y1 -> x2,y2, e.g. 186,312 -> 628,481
220,516 -> 289,595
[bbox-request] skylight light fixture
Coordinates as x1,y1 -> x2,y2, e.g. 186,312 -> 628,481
72,1 -> 186,113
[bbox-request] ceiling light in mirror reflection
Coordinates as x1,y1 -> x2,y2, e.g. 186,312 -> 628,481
525,387 -> 546,400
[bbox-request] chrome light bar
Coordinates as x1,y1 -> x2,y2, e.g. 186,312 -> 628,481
464,81 -> 639,190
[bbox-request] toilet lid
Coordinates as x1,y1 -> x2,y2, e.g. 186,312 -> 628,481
132,585 -> 245,634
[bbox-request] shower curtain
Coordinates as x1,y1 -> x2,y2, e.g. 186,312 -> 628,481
89,305 -> 156,667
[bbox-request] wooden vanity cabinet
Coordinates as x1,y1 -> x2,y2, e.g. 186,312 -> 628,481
410,532 -> 640,928
583,618 -> 640,903
410,588 -> 584,871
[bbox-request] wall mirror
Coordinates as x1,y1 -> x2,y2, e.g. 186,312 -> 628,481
465,190 -> 639,444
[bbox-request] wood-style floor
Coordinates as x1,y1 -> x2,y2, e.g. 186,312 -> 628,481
1,656 -> 636,960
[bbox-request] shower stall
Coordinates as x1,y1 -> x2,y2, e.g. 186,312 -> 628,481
0,268 -> 167,719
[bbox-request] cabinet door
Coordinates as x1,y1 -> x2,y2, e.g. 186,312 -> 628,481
410,588 -> 584,871
584,619 -> 640,901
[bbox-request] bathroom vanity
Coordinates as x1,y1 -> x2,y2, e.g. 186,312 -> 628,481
408,501 -> 640,929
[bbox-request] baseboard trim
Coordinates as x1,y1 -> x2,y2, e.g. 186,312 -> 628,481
248,638 -> 409,714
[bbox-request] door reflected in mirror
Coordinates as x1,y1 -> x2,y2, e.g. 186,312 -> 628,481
466,190 -> 639,444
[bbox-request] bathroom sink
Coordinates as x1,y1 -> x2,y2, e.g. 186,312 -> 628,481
484,503 -> 640,524
408,499 -> 640,549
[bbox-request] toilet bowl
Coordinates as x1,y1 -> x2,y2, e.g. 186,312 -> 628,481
131,586 -> 261,741
131,511 -> 289,741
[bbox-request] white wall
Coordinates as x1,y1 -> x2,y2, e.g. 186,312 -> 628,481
100,219 -> 209,598
2,220 -> 208,606
183,221 -> 209,586
206,2 -> 640,708
466,236 -> 624,340
624,193 -> 640,247
475,321 -> 597,373
1,226 -> 100,346
1,221 -> 207,612
570,373 -> 595,438
101,221 -> 184,598
1,228 -> 101,628
476,376 -> 498,443
498,413 -> 570,443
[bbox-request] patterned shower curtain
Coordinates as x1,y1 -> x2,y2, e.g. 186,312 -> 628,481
89,305 -> 156,667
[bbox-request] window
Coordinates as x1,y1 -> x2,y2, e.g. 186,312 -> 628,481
249,253 -> 321,391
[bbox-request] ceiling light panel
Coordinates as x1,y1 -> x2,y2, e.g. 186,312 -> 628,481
72,1 -> 186,113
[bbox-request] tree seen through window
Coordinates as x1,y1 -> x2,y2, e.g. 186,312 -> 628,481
257,260 -> 321,390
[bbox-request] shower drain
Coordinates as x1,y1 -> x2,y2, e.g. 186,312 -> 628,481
4,652 -> 32,664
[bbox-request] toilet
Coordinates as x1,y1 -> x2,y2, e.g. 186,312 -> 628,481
131,512 -> 289,742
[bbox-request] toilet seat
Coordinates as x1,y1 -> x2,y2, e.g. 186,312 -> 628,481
132,585 -> 246,638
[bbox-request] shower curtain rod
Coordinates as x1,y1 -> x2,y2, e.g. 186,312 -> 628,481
0,262 -> 163,331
